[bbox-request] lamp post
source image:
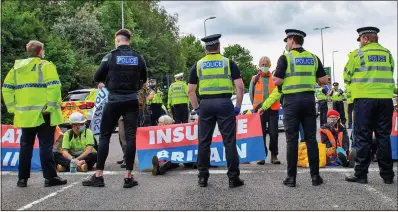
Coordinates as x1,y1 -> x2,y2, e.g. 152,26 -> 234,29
332,50 -> 338,83
314,26 -> 330,65
121,0 -> 124,29
204,17 -> 216,37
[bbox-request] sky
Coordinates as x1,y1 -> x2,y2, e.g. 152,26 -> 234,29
160,1 -> 398,86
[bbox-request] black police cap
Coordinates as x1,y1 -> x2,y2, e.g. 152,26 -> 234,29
333,82 -> 339,86
201,34 -> 222,46
356,26 -> 379,41
115,29 -> 132,40
284,29 -> 306,42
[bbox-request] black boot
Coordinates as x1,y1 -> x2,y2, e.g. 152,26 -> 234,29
17,179 -> 28,187
82,174 -> 105,187
198,177 -> 208,187
151,156 -> 160,176
283,177 -> 296,187
123,177 -> 138,188
311,175 -> 324,186
345,175 -> 368,184
257,160 -> 265,165
338,152 -> 349,167
229,177 -> 244,188
44,176 -> 67,187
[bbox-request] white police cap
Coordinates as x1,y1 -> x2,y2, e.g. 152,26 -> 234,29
356,26 -> 380,41
174,72 -> 183,78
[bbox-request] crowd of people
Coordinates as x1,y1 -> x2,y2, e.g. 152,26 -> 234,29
2,25 -> 396,189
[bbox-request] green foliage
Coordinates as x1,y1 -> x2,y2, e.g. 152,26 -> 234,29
223,44 -> 257,89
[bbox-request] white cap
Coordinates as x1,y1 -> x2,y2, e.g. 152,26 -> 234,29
69,112 -> 87,124
174,72 -> 183,78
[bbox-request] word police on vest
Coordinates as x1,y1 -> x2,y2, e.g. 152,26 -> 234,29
368,55 -> 386,62
117,56 -> 138,65
148,118 -> 248,145
295,58 -> 315,65
202,60 -> 223,69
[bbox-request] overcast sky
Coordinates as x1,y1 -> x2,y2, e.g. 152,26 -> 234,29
160,1 -> 398,86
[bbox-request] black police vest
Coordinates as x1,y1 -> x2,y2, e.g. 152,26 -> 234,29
106,47 -> 142,94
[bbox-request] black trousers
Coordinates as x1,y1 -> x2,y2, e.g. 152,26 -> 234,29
283,92 -> 319,178
347,103 -> 354,127
172,103 -> 189,124
19,114 -> 57,179
197,98 -> 240,179
353,98 -> 394,179
260,109 -> 279,157
54,152 -> 97,170
150,104 -> 163,126
318,100 -> 328,127
333,101 -> 346,125
97,100 -> 138,171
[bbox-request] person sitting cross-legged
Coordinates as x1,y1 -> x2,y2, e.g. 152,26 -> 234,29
58,112 -> 98,172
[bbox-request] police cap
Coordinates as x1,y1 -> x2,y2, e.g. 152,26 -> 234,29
115,29 -> 132,40
149,78 -> 156,83
174,72 -> 183,78
201,34 -> 222,46
356,26 -> 379,41
333,82 -> 339,86
284,29 -> 306,42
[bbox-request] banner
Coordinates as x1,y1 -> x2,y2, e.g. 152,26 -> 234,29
90,88 -> 109,135
1,125 -> 41,171
136,114 -> 266,170
392,111 -> 398,159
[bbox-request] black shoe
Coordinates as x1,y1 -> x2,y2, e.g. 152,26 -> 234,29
198,177 -> 208,187
338,152 -> 349,167
17,179 -> 28,187
283,177 -> 296,187
44,176 -> 67,187
345,175 -> 368,184
152,156 -> 160,176
312,175 -> 324,186
120,162 -> 126,168
82,174 -> 105,187
159,161 -> 173,175
257,160 -> 265,165
123,177 -> 138,188
382,178 -> 394,184
116,159 -> 124,165
348,149 -> 356,168
229,177 -> 244,188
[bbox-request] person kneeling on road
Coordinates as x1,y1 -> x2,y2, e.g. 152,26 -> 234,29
319,110 -> 351,167
59,112 -> 97,172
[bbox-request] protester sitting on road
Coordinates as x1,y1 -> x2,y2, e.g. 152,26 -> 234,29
319,110 -> 351,167
59,112 -> 97,172
151,115 -> 197,175
53,126 -> 71,171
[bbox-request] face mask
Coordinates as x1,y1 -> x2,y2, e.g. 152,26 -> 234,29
260,67 -> 269,73
79,126 -> 86,132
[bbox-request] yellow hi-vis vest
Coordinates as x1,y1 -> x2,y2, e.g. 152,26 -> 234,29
2,57 -> 63,128
167,80 -> 188,108
282,50 -> 318,94
331,89 -> 343,102
147,88 -> 163,104
316,87 -> 328,100
346,43 -> 395,99
196,54 -> 233,96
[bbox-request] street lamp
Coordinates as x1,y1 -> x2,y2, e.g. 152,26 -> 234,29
314,26 -> 330,65
204,17 -> 216,37
332,50 -> 338,83
121,0 -> 124,29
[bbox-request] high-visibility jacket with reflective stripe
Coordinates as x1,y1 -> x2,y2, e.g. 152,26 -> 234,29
344,43 -> 395,99
331,89 -> 344,102
261,87 -> 282,111
196,54 -> 233,95
316,87 -> 328,100
282,50 -> 318,94
147,88 -> 163,104
167,80 -> 189,108
2,57 -> 63,128
344,84 -> 353,104
251,73 -> 280,110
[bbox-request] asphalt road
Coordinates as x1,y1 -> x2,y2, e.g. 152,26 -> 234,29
2,128 -> 397,211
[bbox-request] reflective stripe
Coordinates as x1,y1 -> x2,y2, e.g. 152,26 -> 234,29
287,52 -> 294,74
15,106 -> 44,111
46,80 -> 61,86
15,83 -> 46,89
3,84 -> 15,89
283,84 -> 313,90
351,78 -> 394,83
200,87 -> 233,92
199,74 -> 231,80
47,102 -> 58,106
354,66 -> 392,72
254,90 -> 262,94
6,102 -> 15,108
354,49 -> 391,58
253,100 -> 263,104
169,95 -> 188,99
38,61 -> 47,84
285,72 -> 313,77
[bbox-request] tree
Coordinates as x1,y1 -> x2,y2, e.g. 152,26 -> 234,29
223,44 -> 257,89
179,34 -> 205,79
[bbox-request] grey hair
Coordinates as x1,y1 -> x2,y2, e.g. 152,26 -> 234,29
259,56 -> 271,65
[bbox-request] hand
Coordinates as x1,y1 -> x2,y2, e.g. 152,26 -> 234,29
257,108 -> 264,115
98,82 -> 105,89
168,109 -> 172,114
194,108 -> 200,116
234,107 -> 240,116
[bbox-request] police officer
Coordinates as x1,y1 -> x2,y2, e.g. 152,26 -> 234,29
147,79 -> 164,126
273,29 -> 329,187
2,40 -> 67,187
344,27 -> 395,184
188,34 -> 244,188
316,85 -> 328,127
328,82 -> 346,125
167,72 -> 189,124
83,29 -> 147,188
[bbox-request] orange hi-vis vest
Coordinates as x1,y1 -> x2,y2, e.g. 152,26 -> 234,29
319,128 -> 343,148
251,73 -> 280,110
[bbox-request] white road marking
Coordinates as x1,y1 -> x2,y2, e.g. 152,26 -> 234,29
363,184 -> 395,205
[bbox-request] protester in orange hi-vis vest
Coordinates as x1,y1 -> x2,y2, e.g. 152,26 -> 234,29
249,56 -> 281,165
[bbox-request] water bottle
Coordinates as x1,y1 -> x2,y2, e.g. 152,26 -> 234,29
70,157 -> 77,173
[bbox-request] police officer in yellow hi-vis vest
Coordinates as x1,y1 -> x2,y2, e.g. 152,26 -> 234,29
188,34 -> 245,188
344,27 -> 395,184
167,72 -> 189,124
316,85 -> 328,127
2,40 -> 67,188
273,29 -> 329,187
327,82 -> 346,125
147,79 -> 164,126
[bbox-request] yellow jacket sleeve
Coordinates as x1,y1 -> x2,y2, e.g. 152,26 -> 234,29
2,68 -> 16,113
261,87 -> 282,111
167,84 -> 173,108
42,62 -> 62,112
